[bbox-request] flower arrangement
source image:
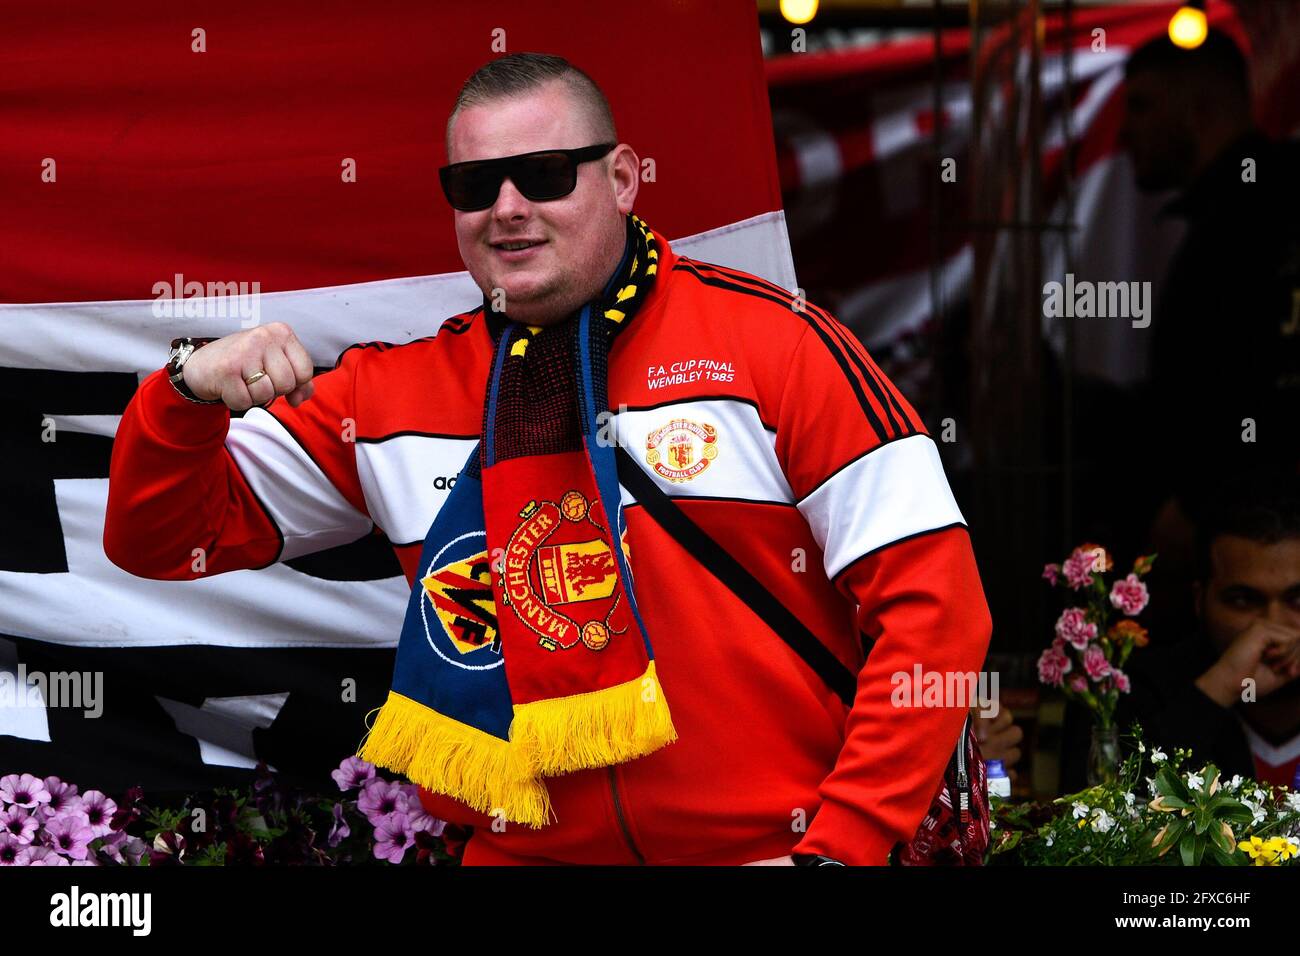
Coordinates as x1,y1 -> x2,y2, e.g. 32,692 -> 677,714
1039,543 -> 1155,730
0,758 -> 460,866
991,727 -> 1300,866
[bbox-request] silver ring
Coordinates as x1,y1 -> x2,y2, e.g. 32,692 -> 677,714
243,369 -> 267,386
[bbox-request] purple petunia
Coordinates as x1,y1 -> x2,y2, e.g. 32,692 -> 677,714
331,756 -> 376,792
0,805 -> 38,844
397,786 -> 445,837
357,778 -> 407,825
0,832 -> 23,865
44,813 -> 95,861
78,790 -> 117,839
0,773 -> 51,810
18,845 -> 68,866
40,777 -> 80,821
98,830 -> 147,866
327,802 -> 352,848
372,811 -> 414,864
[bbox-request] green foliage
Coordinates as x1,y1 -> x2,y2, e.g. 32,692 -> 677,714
991,724 -> 1300,866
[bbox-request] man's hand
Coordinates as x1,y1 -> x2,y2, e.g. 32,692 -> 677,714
1195,619 -> 1300,707
973,707 -> 1023,778
181,322 -> 316,412
742,855 -> 795,865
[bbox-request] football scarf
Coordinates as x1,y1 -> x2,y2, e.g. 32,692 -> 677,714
357,214 -> 677,826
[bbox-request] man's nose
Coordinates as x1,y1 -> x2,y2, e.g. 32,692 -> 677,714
491,176 -> 531,220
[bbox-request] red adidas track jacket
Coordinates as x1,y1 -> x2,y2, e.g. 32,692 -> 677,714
104,226 -> 992,865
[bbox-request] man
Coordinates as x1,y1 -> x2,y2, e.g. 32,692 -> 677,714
1119,29 -> 1300,521
1120,477 -> 1300,786
104,52 -> 991,865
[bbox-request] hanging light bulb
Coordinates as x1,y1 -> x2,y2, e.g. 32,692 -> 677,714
1168,1 -> 1208,50
780,0 -> 819,26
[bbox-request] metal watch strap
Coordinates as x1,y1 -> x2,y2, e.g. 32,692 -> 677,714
166,337 -> 222,404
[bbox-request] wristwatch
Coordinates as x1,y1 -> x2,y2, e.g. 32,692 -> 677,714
166,337 -> 222,404
791,853 -> 846,866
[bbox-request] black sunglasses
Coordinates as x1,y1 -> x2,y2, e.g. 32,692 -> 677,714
438,143 -> 616,211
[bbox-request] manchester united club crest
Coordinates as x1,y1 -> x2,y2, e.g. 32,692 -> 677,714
421,547 -> 500,658
499,491 -> 630,652
645,418 -> 718,483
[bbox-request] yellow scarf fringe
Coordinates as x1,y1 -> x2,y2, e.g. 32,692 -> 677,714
512,660 -> 678,775
356,661 -> 676,828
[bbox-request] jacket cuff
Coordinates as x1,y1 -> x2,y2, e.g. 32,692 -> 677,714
791,797 -> 897,866
138,367 -> 230,448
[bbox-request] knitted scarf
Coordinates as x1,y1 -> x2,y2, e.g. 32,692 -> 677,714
357,214 -> 677,826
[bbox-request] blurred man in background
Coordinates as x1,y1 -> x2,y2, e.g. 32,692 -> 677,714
1120,476 -> 1300,786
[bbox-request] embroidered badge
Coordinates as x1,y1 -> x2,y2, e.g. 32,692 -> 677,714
421,550 -> 499,656
644,419 -> 718,483
499,491 -> 628,652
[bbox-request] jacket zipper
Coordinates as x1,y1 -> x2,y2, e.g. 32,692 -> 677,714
954,713 -> 971,826
607,766 -> 646,865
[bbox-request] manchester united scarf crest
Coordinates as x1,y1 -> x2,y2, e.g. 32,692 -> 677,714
356,214 -> 677,826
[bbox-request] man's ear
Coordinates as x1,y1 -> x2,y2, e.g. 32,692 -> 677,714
610,144 -> 639,214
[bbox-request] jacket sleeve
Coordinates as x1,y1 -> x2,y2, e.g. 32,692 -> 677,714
774,319 -> 993,865
103,346 -> 374,579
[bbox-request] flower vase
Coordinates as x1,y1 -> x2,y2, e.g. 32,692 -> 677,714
1087,725 -> 1120,786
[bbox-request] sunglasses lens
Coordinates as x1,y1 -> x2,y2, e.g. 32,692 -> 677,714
441,164 -> 503,211
512,153 -> 577,201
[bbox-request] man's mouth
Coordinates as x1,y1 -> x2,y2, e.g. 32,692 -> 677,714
491,238 -> 546,251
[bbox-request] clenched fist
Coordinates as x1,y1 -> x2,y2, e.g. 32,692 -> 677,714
181,322 -> 316,412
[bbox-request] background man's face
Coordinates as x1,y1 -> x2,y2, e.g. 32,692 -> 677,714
447,81 -> 633,325
1120,71 -> 1197,193
1199,535 -> 1300,654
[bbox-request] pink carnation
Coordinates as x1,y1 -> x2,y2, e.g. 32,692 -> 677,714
1112,668 -> 1131,693
1042,563 -> 1060,586
1083,643 -> 1111,681
1069,674 -> 1088,693
1055,608 -> 1097,651
1109,573 -> 1149,616
1037,646 -> 1073,687
1062,550 -> 1095,589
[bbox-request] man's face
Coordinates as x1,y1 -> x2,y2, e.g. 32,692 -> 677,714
446,80 -> 637,326
1198,535 -> 1300,654
1120,70 -> 1197,193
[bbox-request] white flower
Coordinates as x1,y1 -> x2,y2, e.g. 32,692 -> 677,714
1241,798 -> 1267,827
1138,741 -> 1145,753
1146,776 -> 1160,798
1186,772 -> 1204,792
1072,801 -> 1090,819
1252,788 -> 1268,805
1090,808 -> 1115,833
1228,775 -> 1244,792
1124,791 -> 1136,807
1285,792 -> 1300,813
1045,833 -> 1054,847
1151,748 -> 1167,764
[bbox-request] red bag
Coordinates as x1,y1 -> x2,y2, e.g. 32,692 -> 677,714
896,713 -> 991,866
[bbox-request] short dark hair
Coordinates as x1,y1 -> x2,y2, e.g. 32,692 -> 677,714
445,52 -> 617,158
1194,473 -> 1300,581
1125,28 -> 1251,109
